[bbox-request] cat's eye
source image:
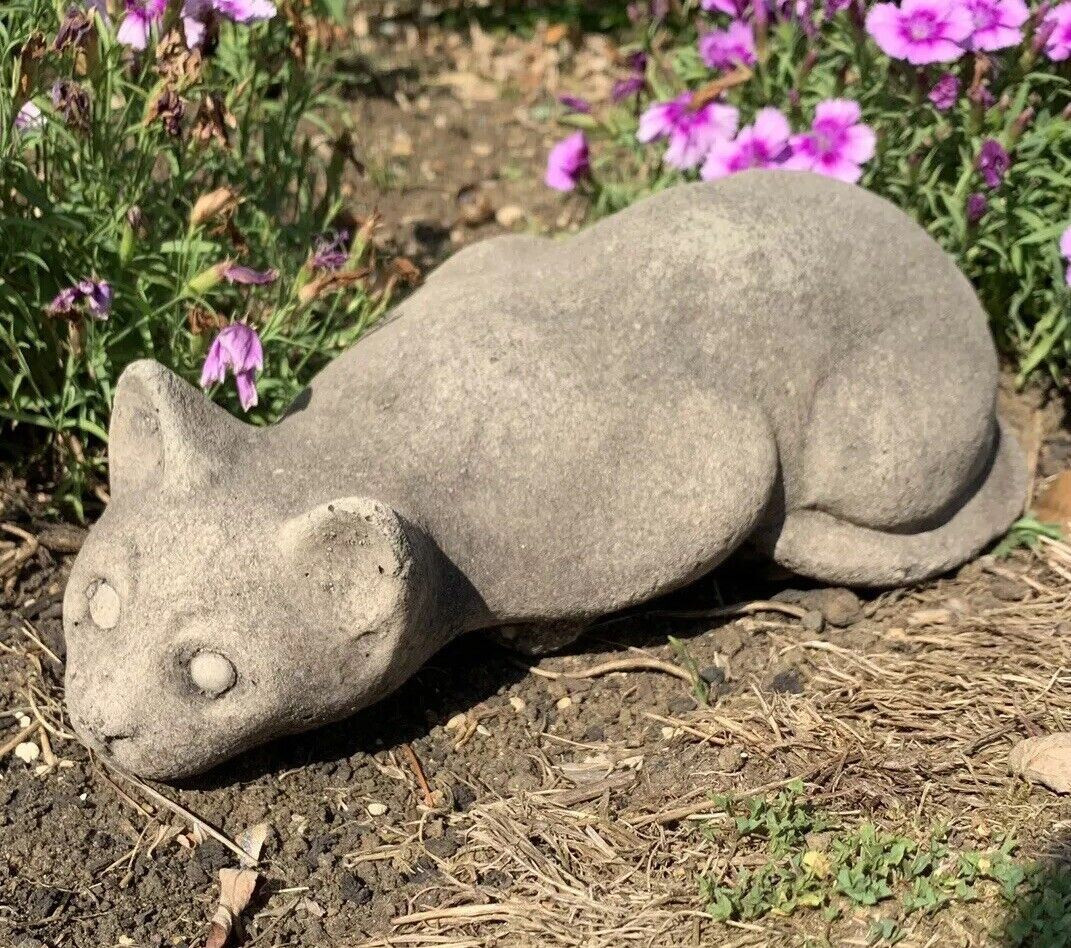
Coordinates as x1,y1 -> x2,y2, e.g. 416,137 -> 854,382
87,580 -> 120,629
189,651 -> 236,696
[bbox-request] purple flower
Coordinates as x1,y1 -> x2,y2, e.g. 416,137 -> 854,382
962,0 -> 1029,49
1043,2 -> 1071,59
966,192 -> 988,223
976,138 -> 1010,188
928,72 -> 960,110
558,94 -> 592,114
702,0 -> 752,14
865,0 -> 972,64
638,93 -> 739,170
701,107 -> 791,179
310,231 -> 350,271
784,99 -> 876,183
627,51 -> 649,72
612,75 -> 646,101
116,0 -> 167,49
213,0 -> 276,20
47,279 -> 112,319
1061,224 -> 1071,285
200,323 -> 264,410
545,132 -> 590,191
222,263 -> 278,285
699,20 -> 758,69
14,102 -> 43,133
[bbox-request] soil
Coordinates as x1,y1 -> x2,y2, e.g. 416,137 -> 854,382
4,8 -> 1071,948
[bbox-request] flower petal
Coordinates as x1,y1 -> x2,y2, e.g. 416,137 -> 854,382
116,12 -> 150,49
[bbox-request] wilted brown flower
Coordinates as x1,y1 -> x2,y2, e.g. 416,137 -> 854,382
51,79 -> 91,131
187,306 -> 227,335
17,33 -> 46,97
156,30 -> 203,89
192,94 -> 236,150
388,256 -> 421,287
190,187 -> 239,229
297,268 -> 370,305
145,87 -> 185,138
53,7 -> 95,53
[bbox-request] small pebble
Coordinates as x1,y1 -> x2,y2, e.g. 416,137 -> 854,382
555,696 -> 573,710
14,742 -> 40,763
802,610 -> 825,633
495,205 -> 526,227
339,872 -> 372,905
508,695 -> 526,712
699,665 -> 726,686
366,802 -> 388,817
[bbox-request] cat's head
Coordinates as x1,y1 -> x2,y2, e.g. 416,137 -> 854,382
64,360 -> 435,780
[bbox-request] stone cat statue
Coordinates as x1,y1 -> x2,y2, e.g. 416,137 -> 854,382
63,171 -> 1026,780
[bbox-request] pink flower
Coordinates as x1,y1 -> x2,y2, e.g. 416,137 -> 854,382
545,132 -> 590,191
1060,225 -> 1071,285
701,107 -> 791,179
865,0 -> 972,64
638,94 -> 739,170
966,192 -> 987,223
699,20 -> 758,69
14,102 -> 43,133
116,0 -> 167,49
702,0 -> 749,13
213,0 -> 276,20
784,99 -> 876,183
200,323 -> 264,410
928,72 -> 960,110
976,138 -> 1010,188
310,231 -> 350,271
222,263 -> 278,285
962,0 -> 1029,50
1043,3 -> 1071,59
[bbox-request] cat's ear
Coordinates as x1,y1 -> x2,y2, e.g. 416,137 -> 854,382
109,360 -> 252,498
277,497 -> 423,637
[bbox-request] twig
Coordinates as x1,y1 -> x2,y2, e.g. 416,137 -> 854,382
647,599 -> 810,622
102,761 -> 255,865
518,656 -> 693,686
402,742 -> 436,808
0,721 -> 40,757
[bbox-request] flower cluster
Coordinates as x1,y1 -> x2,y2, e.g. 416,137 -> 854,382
637,96 -> 875,184
540,0 -> 1071,381
118,0 -> 276,51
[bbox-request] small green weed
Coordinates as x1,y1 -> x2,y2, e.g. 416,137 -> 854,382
700,781 -> 1040,943
994,515 -> 1064,557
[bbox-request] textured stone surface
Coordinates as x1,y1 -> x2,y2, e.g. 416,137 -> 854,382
63,171 -> 1026,780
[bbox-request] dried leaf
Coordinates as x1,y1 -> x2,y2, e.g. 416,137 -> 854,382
205,867 -> 258,948
1009,733 -> 1071,793
1032,470 -> 1071,529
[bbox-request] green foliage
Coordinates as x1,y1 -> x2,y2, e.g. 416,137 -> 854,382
667,634 -> 711,704
995,514 -> 1064,556
556,7 -> 1071,382
1004,861 -> 1071,946
0,0 -> 380,512
699,782 -> 1036,943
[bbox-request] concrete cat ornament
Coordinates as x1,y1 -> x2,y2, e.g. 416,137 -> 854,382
64,171 -> 1026,780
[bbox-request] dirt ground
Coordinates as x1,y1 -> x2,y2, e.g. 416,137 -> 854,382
5,8 -> 1071,948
